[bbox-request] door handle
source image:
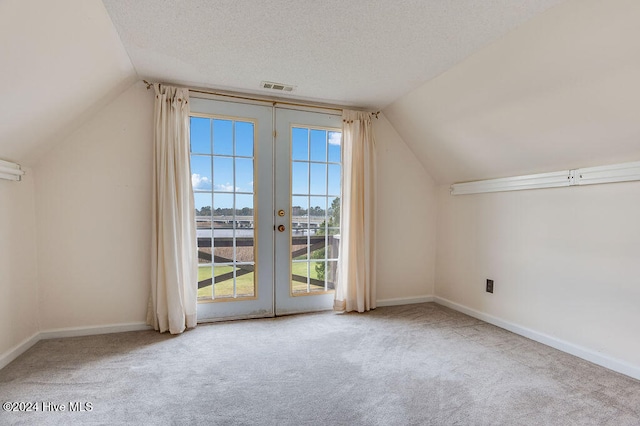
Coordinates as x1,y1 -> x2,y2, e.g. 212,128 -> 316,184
278,224 -> 286,232
278,209 -> 286,217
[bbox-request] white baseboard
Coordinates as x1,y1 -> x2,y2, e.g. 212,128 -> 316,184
377,295 -> 435,307
0,323 -> 152,371
7,301 -> 638,382
39,322 -> 152,340
0,332 -> 40,371
434,296 -> 640,381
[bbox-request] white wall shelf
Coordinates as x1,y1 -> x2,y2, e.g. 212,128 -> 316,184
451,161 -> 640,195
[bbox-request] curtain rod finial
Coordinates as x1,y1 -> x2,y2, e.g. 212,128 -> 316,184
143,80 -> 152,90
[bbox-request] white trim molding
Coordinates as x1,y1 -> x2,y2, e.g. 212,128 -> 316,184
377,295 -> 435,307
39,322 -> 152,340
0,333 -> 40,371
451,170 -> 570,195
4,303 -> 638,382
0,323 -> 151,371
576,161 -> 640,186
434,296 -> 640,381
451,160 -> 640,195
0,159 -> 25,181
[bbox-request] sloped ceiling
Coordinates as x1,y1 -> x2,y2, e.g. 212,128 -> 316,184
0,0 -> 136,165
102,0 -> 563,109
5,0 -> 637,184
384,0 -> 640,184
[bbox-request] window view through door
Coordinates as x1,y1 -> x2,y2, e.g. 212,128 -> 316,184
190,115 -> 257,301
189,99 -> 341,320
274,108 -> 342,315
290,127 -> 341,294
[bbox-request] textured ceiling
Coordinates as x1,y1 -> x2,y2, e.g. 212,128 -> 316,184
6,0 -> 635,185
384,0 -> 640,184
102,0 -> 564,109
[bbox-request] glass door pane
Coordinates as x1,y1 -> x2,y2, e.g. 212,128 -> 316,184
193,120 -> 256,301
274,108 -> 342,315
191,98 -> 274,321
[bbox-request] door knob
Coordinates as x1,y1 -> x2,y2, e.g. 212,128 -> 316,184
278,209 -> 286,217
278,224 -> 286,232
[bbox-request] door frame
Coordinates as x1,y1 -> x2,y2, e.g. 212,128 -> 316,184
274,107 -> 342,316
190,98 -> 342,321
191,98 -> 275,322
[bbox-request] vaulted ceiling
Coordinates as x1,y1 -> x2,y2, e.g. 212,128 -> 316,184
385,0 -> 640,183
2,0 -> 639,184
0,0 -> 136,164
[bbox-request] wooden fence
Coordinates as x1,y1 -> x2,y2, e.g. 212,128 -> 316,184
197,235 -> 338,289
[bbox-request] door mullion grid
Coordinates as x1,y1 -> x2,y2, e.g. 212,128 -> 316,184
324,131 -> 329,290
232,120 -> 237,298
209,119 -> 216,300
306,129 -> 311,292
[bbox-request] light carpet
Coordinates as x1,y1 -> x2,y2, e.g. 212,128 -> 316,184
1,303 -> 639,425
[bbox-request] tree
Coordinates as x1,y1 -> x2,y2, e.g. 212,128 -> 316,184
309,206 -> 324,217
292,206 -> 307,216
312,197 -> 341,281
311,220 -> 327,280
215,207 -> 233,216
329,197 -> 340,227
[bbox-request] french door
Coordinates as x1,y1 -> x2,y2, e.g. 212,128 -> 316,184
275,108 -> 342,315
190,98 -> 342,321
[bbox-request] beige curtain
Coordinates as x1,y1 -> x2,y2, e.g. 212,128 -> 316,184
334,110 -> 377,313
147,84 -> 198,334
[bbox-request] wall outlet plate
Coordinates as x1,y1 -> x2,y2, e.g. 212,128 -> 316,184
486,279 -> 494,293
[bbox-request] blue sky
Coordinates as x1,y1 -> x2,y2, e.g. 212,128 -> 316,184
190,117 -> 340,211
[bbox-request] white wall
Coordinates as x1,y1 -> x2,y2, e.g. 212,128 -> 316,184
35,82 -> 154,330
375,115 -> 437,302
436,182 -> 640,367
29,88 -> 434,332
0,171 -> 39,358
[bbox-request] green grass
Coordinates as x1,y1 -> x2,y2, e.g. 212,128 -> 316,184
197,262 -> 327,299
197,266 -> 255,299
291,261 -> 325,293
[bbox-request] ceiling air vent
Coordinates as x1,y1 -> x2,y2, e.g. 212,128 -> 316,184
261,81 -> 295,92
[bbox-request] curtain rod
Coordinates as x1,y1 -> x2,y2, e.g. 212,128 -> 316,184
143,80 -> 379,118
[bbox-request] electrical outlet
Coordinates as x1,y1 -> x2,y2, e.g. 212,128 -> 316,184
486,279 -> 494,293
